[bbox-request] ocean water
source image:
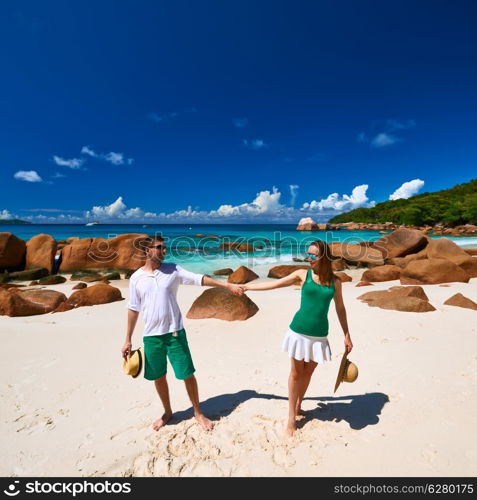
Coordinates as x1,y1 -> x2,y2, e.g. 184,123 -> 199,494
2,223 -> 477,277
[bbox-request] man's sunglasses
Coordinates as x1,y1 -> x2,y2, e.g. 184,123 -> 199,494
149,244 -> 166,250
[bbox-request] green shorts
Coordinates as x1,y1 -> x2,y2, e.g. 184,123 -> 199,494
143,329 -> 195,381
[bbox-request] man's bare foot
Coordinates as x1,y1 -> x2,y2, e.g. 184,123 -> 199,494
152,412 -> 172,431
195,413 -> 213,431
286,419 -> 297,437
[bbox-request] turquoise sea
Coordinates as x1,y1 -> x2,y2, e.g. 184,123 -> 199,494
2,223 -> 477,277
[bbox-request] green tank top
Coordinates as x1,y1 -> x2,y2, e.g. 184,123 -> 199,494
289,269 -> 335,337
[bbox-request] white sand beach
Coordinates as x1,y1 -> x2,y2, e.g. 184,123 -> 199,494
1,269 -> 476,477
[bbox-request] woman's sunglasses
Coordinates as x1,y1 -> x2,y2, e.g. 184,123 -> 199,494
305,252 -> 320,261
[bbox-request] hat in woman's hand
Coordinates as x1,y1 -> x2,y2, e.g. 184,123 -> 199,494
123,347 -> 144,378
334,351 -> 358,393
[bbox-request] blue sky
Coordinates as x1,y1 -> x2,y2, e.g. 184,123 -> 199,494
1,0 -> 476,223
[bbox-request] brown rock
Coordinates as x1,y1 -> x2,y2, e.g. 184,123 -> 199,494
66,283 -> 123,307
228,266 -> 259,284
25,234 -> 57,273
72,282 -> 87,290
0,283 -> 26,289
361,265 -> 402,282
371,228 -> 428,259
443,293 -> 477,311
357,287 -> 434,312
213,268 -> 234,276
219,242 -> 255,253
400,258 -> 470,285
0,232 -> 26,270
356,281 -> 374,287
38,275 -> 67,285
186,287 -> 259,321
426,238 -> 477,278
0,288 -> 67,316
358,285 -> 429,303
29,281 -> 39,286
368,296 -> 436,312
335,272 -> 352,282
53,302 -> 75,313
8,268 -> 49,281
329,242 -> 384,266
77,274 -> 105,283
59,233 -> 148,272
296,217 -> 320,231
464,248 -> 477,256
268,265 -> 308,279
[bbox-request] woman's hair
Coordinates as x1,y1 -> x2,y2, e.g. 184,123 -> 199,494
310,240 -> 334,286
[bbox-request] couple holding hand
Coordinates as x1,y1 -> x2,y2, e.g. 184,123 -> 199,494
121,236 -> 353,436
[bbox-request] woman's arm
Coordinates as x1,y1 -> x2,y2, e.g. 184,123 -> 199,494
333,276 -> 353,353
241,270 -> 304,291
202,275 -> 243,295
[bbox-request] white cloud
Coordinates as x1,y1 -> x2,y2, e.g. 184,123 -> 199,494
233,118 -> 248,128
148,108 -> 197,123
80,146 -> 133,166
0,209 -> 14,220
14,170 -> 42,182
359,119 -> 416,148
53,156 -> 84,169
86,196 -> 128,218
81,145 -> 98,157
387,119 -> 416,131
104,152 -> 125,165
243,139 -> 268,150
212,187 -> 284,217
51,172 -> 66,179
371,133 -> 400,148
389,179 -> 425,200
289,184 -> 299,207
302,184 -> 375,211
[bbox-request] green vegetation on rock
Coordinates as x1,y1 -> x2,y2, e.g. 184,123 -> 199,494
329,179 -> 477,226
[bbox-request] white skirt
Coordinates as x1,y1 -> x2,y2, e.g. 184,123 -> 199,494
282,328 -> 332,364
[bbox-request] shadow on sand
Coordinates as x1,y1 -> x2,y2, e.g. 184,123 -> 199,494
167,390 -> 389,431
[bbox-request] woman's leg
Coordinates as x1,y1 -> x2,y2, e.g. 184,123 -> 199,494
287,358 -> 305,435
296,360 -> 318,416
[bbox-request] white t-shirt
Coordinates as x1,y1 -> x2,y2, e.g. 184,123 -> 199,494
127,263 -> 204,337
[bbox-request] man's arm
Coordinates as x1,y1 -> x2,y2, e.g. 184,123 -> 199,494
202,275 -> 244,295
122,309 -> 139,359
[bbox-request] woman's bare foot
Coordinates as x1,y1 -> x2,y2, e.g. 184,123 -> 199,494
295,404 -> 305,418
195,413 -> 213,431
286,419 -> 297,437
152,412 -> 172,431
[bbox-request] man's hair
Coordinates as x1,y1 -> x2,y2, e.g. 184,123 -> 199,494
138,235 -> 165,254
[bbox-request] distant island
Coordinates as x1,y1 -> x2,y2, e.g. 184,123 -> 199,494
0,219 -> 32,225
329,178 -> 477,226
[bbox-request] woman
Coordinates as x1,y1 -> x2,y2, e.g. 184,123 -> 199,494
241,240 -> 353,436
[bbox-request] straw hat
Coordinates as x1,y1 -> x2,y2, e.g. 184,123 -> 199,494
334,351 -> 358,393
123,347 -> 143,378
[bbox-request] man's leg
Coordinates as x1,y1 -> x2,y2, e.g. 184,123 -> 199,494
168,329 -> 213,431
152,375 -> 173,431
296,360 -> 318,416
184,375 -> 213,431
144,335 -> 171,431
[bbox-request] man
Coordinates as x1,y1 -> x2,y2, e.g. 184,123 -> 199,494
121,235 -> 243,432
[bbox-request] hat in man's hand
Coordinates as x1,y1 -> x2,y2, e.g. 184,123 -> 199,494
123,347 -> 143,378
334,351 -> 358,393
